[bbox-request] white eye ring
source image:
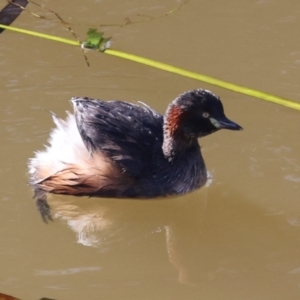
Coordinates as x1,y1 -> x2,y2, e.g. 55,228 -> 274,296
202,112 -> 209,118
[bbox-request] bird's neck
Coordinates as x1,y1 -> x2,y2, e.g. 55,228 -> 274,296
162,104 -> 197,159
161,133 -> 207,194
162,131 -> 198,160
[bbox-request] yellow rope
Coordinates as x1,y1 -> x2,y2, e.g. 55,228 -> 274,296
0,24 -> 79,45
1,23 -> 299,111
105,49 -> 300,111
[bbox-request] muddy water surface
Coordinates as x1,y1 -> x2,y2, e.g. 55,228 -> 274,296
0,0 -> 299,299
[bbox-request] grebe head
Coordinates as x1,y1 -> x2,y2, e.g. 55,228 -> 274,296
164,89 -> 242,139
162,89 -> 242,158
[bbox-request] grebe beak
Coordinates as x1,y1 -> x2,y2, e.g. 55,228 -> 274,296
209,117 -> 243,131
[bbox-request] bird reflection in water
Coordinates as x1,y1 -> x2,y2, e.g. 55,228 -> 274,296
43,187 -> 209,284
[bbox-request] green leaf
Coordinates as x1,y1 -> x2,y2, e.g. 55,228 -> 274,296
83,28 -> 111,52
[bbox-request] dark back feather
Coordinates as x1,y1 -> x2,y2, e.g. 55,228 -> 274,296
72,98 -> 165,179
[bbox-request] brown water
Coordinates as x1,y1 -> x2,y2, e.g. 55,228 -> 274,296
0,0 -> 300,299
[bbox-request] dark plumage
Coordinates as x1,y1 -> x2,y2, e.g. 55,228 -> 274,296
28,89 -> 242,203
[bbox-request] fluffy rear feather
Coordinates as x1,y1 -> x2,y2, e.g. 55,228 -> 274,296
28,112 -> 131,198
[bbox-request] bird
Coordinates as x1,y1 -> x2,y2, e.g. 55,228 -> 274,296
28,89 -> 242,203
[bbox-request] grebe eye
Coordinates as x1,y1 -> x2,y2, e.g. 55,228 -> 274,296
202,112 -> 209,118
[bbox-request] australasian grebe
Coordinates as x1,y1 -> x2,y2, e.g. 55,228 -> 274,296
29,89 -> 242,202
